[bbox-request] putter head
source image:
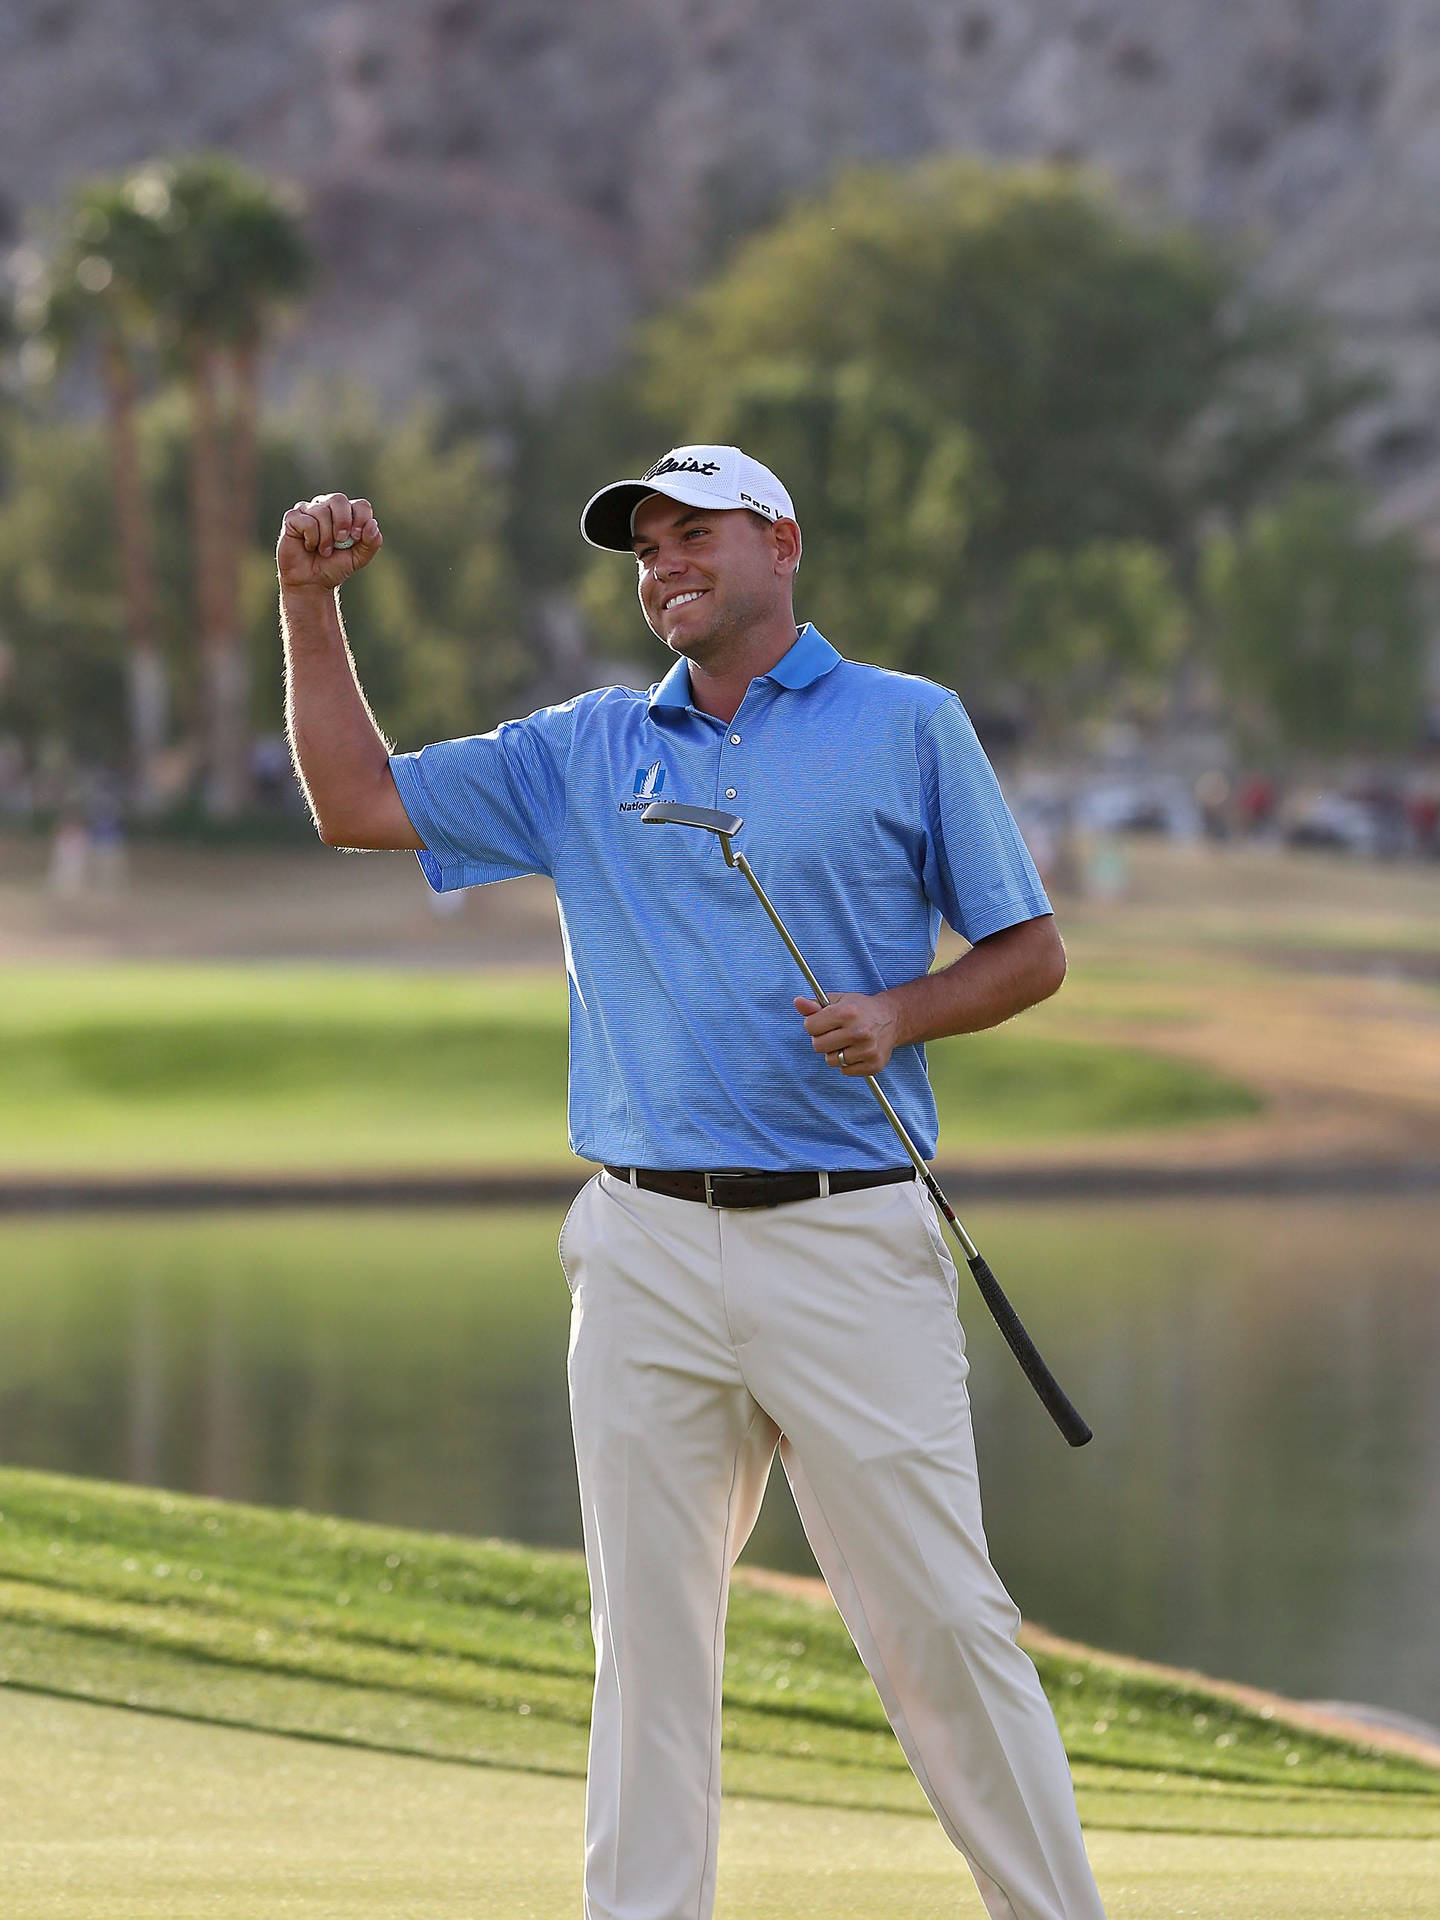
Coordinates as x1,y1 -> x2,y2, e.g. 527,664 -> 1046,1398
641,800 -> 743,866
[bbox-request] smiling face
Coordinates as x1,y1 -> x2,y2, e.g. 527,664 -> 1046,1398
630,493 -> 799,665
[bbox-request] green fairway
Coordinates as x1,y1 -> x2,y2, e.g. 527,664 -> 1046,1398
1,1471 -> 1437,1920
0,963 -> 1259,1174
4,1692 -> 1437,1920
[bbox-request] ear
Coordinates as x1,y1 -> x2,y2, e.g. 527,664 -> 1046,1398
772,517 -> 802,577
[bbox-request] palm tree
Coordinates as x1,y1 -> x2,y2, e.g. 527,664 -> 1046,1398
27,179 -> 171,813
129,156 -> 311,820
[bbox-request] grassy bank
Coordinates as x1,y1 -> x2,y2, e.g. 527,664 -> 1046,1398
1,1468 -> 1436,1842
0,964 -> 1259,1175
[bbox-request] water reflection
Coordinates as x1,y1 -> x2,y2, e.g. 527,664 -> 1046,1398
0,1196 -> 1435,1724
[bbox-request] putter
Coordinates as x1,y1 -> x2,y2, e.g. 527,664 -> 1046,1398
642,800 -> 1093,1449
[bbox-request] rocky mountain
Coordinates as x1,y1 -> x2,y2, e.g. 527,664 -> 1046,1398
4,0 -> 1440,540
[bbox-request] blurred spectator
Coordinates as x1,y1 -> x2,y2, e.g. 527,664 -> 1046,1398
1080,829 -> 1129,900
31,737 -> 74,818
1194,769 -> 1232,841
1048,814 -> 1084,897
1023,812 -> 1057,883
47,809 -> 90,898
146,744 -> 199,809
1349,773 -> 1409,860
1012,787 -> 1082,897
1235,773 -> 1279,836
251,733 -> 305,815
0,735 -> 32,818
1405,785 -> 1440,860
88,788 -> 128,894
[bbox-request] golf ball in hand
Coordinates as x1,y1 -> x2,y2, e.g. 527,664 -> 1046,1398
333,534 -> 355,549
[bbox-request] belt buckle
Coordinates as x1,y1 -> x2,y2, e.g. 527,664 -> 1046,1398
703,1170 -> 827,1209
704,1170 -> 749,1208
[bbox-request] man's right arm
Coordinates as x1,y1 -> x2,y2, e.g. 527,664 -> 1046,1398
279,493 -> 424,851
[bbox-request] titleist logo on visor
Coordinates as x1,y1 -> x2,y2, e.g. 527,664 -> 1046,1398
642,455 -> 722,481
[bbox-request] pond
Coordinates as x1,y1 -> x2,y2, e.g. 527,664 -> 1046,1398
1,1194 -> 1436,1728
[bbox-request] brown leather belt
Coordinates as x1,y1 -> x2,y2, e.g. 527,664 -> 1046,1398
602,1165 -> 916,1210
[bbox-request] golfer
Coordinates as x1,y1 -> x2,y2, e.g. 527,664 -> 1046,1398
278,446 -> 1108,1920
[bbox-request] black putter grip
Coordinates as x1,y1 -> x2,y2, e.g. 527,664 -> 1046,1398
966,1253 -> 1093,1448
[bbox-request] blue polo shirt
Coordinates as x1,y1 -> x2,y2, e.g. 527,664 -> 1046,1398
388,625 -> 1050,1170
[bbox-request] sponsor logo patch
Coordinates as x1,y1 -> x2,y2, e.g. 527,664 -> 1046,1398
643,455 -> 721,481
620,761 -> 668,815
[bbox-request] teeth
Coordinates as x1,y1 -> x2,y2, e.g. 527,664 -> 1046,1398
667,591 -> 704,610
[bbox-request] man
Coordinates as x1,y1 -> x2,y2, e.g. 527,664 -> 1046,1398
278,444 -> 1108,1920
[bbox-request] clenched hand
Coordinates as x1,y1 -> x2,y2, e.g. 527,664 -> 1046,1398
796,992 -> 901,1076
278,493 -> 383,593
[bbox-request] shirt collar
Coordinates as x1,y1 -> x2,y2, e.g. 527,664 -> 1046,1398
648,624 -> 842,712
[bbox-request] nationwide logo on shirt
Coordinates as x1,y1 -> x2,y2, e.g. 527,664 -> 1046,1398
618,761 -> 667,814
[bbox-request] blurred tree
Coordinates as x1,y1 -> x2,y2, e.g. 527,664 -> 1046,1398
647,159 -> 1364,561
127,155 -> 311,819
0,280 -> 18,424
467,372 -> 659,681
20,176 -> 171,809
16,155 -> 312,819
687,359 -> 982,668
582,157 -> 1370,708
1006,540 -> 1188,735
297,394 -> 528,748
0,413 -> 128,771
1202,486 -> 1424,755
579,357 -> 986,671
0,393 -> 526,798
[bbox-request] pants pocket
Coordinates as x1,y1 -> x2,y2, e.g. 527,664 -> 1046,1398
907,1180 -> 961,1309
558,1173 -> 597,1296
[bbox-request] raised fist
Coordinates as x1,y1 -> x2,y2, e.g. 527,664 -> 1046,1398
278,494 -> 382,591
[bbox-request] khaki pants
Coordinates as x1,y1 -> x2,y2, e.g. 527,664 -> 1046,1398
559,1168 -> 1107,1920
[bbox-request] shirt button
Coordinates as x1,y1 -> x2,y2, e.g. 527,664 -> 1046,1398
729,733 -> 741,745
725,787 -> 737,800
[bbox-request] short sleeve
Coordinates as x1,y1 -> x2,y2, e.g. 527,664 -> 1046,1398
388,704 -> 573,892
916,696 -> 1051,942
